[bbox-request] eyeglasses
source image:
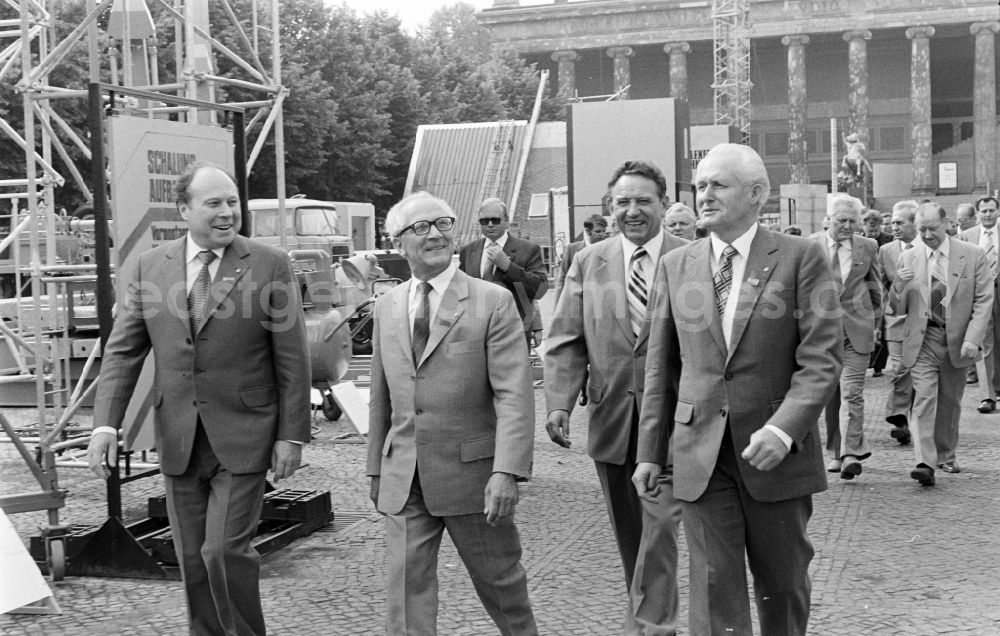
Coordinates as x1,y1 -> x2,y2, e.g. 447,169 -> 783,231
396,216 -> 455,238
478,217 -> 504,226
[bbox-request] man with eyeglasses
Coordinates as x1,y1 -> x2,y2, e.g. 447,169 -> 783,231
367,191 -> 537,635
546,160 -> 686,634
459,198 -> 548,341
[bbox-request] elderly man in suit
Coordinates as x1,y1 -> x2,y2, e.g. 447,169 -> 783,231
891,202 -> 993,485
546,160 -> 686,634
633,143 -> 841,635
814,194 -> 881,479
880,200 -> 920,445
663,203 -> 697,242
87,163 -> 311,635
459,197 -> 548,339
958,196 -> 1000,415
367,192 -> 537,635
556,213 -> 608,300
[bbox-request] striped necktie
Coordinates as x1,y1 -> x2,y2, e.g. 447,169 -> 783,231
627,247 -> 648,338
188,250 -> 217,335
412,281 -> 432,363
714,245 -> 738,316
984,229 -> 997,275
930,250 -> 947,326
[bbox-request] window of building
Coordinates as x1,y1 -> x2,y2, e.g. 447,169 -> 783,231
960,121 -> 974,142
528,193 -> 549,218
877,126 -> 906,152
764,131 -> 789,157
931,123 -> 954,154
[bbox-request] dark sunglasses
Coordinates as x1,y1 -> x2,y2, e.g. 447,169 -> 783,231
478,217 -> 504,226
396,216 -> 455,237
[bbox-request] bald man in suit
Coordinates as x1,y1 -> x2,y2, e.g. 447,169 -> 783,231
368,192 -> 537,635
634,144 -> 841,635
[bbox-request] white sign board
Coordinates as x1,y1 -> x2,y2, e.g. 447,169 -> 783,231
938,162 -> 957,189
0,509 -> 53,614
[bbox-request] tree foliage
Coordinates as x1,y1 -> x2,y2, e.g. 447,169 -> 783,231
0,0 -> 556,215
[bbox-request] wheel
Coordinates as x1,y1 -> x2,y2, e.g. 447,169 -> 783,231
49,538 -> 66,581
321,393 -> 342,421
351,314 -> 373,355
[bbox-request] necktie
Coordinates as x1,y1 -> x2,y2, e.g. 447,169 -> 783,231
627,247 -> 648,338
930,250 -> 947,326
188,250 -> 217,335
714,245 -> 738,316
831,242 -> 843,289
483,241 -> 498,281
984,230 -> 997,275
412,281 -> 432,363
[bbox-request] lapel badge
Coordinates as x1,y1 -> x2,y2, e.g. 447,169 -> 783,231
762,266 -> 770,272
223,276 -> 235,282
748,277 -> 760,286
439,317 -> 454,327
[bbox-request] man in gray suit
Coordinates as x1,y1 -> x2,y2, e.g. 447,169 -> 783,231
814,194 -> 881,479
556,213 -> 608,299
891,202 -> 993,484
368,192 -> 537,635
87,163 -> 311,635
634,144 -> 841,635
546,160 -> 686,634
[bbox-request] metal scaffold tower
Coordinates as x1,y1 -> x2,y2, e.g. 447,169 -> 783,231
0,0 -> 291,583
711,0 -> 752,144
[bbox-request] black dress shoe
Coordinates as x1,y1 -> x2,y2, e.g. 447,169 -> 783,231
872,370 -> 883,378
910,465 -> 935,486
886,414 -> 908,429
890,427 -> 912,445
977,399 -> 996,414
938,462 -> 961,473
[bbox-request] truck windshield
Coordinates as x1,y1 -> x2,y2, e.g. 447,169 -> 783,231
252,206 -> 340,237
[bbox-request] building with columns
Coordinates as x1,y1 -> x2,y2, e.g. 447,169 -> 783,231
477,0 -> 999,213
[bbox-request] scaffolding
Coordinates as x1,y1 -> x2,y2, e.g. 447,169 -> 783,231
0,0 -> 290,582
711,0 -> 752,144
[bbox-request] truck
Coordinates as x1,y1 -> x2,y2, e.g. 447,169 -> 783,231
247,196 -> 355,262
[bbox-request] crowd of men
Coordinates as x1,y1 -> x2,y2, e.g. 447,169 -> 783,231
84,154 -> 999,635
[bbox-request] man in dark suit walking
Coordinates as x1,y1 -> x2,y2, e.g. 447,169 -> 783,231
633,143 -> 841,635
87,163 -> 311,635
546,160 -> 686,634
459,197 -> 548,338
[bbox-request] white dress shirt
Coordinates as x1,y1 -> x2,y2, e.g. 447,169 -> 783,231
185,234 -> 226,295
620,230 -> 665,287
709,223 -> 792,451
480,231 -> 509,278
924,237 -> 951,306
409,263 -> 458,334
827,236 -> 852,285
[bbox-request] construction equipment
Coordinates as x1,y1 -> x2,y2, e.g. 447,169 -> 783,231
711,0 -> 752,144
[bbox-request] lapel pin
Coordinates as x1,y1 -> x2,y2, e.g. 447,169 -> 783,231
762,266 -> 770,272
748,277 -> 760,286
439,317 -> 454,327
223,276 -> 235,282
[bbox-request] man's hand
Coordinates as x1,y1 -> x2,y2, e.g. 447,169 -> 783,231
484,472 -> 518,526
369,476 -> 380,508
86,432 -> 118,480
961,340 -> 979,359
896,265 -> 915,283
874,326 -> 881,341
631,462 -> 663,503
741,427 -> 789,471
545,410 -> 572,448
485,243 -> 511,272
270,440 -> 302,482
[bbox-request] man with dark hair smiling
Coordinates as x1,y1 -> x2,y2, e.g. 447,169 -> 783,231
958,196 -> 1000,414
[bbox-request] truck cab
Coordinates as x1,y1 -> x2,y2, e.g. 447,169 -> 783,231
247,196 -> 354,262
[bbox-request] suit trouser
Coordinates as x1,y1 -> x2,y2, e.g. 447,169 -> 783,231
593,414 -> 682,635
824,337 -> 872,460
682,429 -> 814,636
884,339 -> 914,422
909,325 -> 964,468
975,311 -> 1000,401
383,471 -> 537,636
164,422 -> 267,636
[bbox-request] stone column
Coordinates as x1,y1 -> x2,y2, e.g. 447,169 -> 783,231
663,42 -> 691,104
551,50 -> 578,101
843,30 -> 872,147
971,22 -> 999,191
906,26 -> 935,194
607,46 -> 634,99
783,35 -> 810,184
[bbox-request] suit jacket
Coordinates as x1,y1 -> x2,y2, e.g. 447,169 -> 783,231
366,269 -> 534,517
555,240 -> 586,301
545,233 -> 688,465
879,239 -> 918,342
92,235 -> 312,476
958,225 -> 1000,305
890,238 -> 994,369
637,230 -> 841,503
459,235 -> 548,326
811,233 -> 882,354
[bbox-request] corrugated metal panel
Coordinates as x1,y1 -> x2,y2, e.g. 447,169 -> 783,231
406,121 -> 528,249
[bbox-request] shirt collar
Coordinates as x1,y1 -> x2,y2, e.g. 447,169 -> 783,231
710,222 -> 759,263
486,232 -> 509,248
924,236 -> 950,259
186,234 -> 226,264
827,234 -> 852,251
620,230 -> 664,260
411,262 -> 457,297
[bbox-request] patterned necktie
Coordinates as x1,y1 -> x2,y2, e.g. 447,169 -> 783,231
984,229 -> 997,275
188,250 -> 217,335
930,250 -> 947,326
627,247 -> 648,338
483,241 -> 498,281
831,242 -> 843,289
412,281 -> 432,363
714,245 -> 738,316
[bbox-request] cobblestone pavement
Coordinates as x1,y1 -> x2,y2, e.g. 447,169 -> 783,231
3,325 -> 1000,633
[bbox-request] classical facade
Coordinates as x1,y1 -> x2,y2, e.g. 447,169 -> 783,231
477,0 -> 1000,209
